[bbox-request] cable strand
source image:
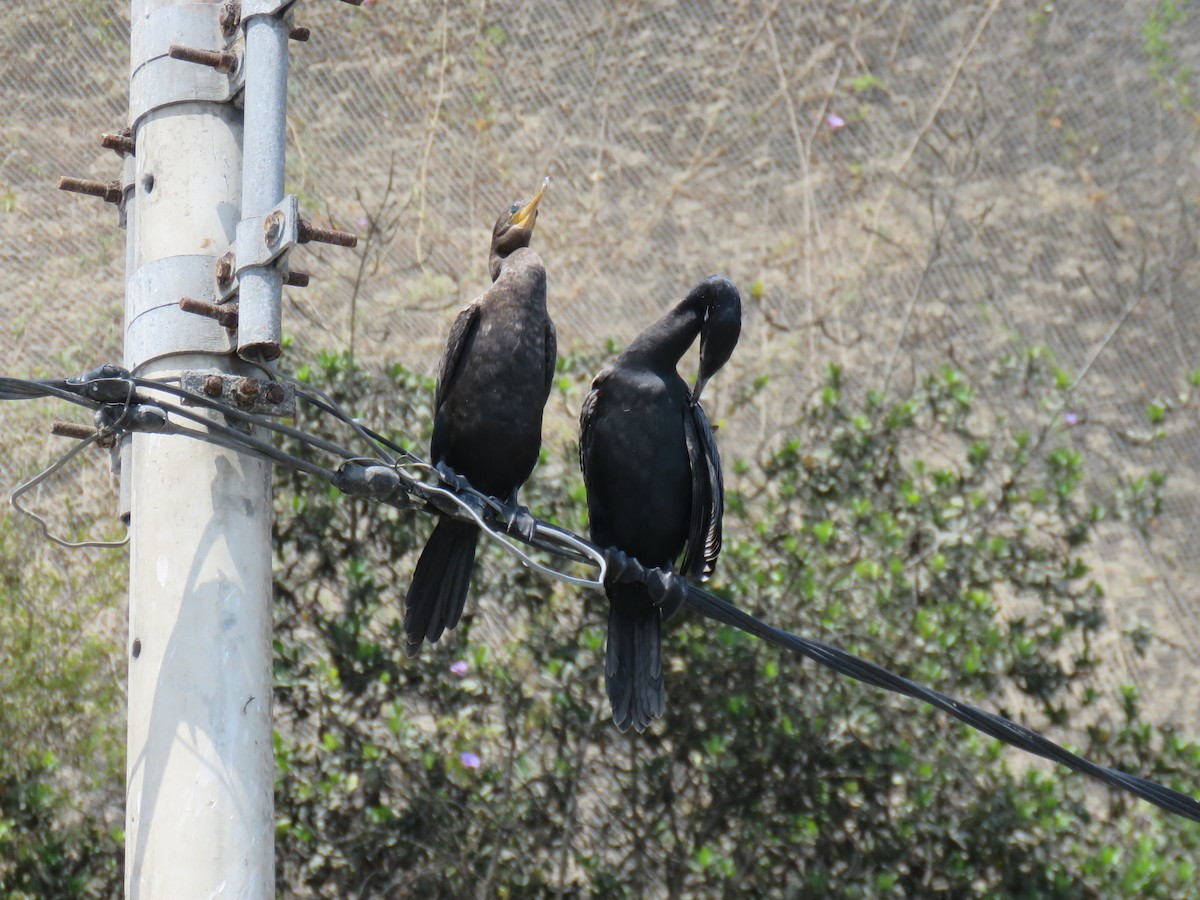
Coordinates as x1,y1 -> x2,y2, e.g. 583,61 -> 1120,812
2,365 -> 1197,822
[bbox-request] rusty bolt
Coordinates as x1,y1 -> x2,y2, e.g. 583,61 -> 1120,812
58,176 -> 123,204
289,26 -> 311,42
52,421 -> 98,441
203,375 -> 225,397
284,271 -> 310,288
100,131 -> 135,156
232,377 -> 261,408
218,0 -> 241,35
215,252 -> 235,285
299,219 -> 358,248
180,297 -> 239,329
264,210 -> 286,246
263,382 -> 285,405
169,44 -> 238,74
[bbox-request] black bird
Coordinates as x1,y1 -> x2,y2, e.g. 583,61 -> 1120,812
579,275 -> 742,732
405,180 -> 557,655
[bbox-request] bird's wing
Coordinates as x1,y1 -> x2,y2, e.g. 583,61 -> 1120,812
542,318 -> 558,402
578,367 -> 611,480
680,400 -> 723,580
434,301 -> 482,413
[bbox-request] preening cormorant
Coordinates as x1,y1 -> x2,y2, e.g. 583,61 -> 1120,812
405,180 -> 557,655
579,275 -> 742,732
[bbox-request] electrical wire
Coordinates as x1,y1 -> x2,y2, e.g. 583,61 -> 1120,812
9,431 -> 129,550
681,583 -> 1200,823
2,364 -> 1198,823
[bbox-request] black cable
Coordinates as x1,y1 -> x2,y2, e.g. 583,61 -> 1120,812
157,402 -> 339,483
0,376 -> 104,408
129,376 -> 362,464
274,369 -> 401,466
4,364 -> 1199,823
680,584 -> 1200,823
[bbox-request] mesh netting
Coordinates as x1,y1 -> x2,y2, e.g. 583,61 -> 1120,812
2,1 -> 1198,727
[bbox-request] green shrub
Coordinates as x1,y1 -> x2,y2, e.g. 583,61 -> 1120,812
270,349 -> 1200,897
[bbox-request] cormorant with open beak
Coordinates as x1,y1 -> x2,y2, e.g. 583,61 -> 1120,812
405,180 -> 556,655
579,275 -> 742,731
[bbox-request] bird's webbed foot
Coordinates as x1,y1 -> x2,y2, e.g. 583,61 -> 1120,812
428,461 -> 488,521
497,503 -> 538,543
434,460 -> 472,493
602,548 -> 689,619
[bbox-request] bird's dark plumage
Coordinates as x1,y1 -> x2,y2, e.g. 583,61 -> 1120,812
579,275 -> 742,731
405,181 -> 556,654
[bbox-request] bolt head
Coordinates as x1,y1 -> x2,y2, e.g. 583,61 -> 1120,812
219,1 -> 241,35
233,377 -> 261,407
264,211 -> 285,246
215,253 -> 235,284
263,383 -> 285,405
203,375 -> 224,397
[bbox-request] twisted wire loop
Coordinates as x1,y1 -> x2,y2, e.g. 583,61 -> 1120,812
4,366 -> 144,549
9,431 -> 130,550
3,364 -> 1199,822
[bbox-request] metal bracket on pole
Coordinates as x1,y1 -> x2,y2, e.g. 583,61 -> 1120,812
241,0 -> 300,17
129,3 -> 246,127
125,256 -> 238,371
180,371 -> 296,417
219,0 -> 314,40
236,194 -> 300,272
229,192 -> 295,356
118,152 -> 137,230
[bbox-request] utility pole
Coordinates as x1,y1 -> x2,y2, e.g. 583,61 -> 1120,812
55,1 -> 357,895
123,0 -> 274,893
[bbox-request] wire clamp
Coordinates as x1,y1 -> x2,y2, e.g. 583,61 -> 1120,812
331,463 -> 419,508
602,548 -> 689,619
180,371 -> 295,416
62,365 -> 141,405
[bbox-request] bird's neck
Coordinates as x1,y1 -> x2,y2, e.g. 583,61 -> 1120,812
489,243 -> 536,282
623,299 -> 703,371
486,247 -> 547,307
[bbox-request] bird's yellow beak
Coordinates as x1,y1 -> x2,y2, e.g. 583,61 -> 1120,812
509,177 -> 549,229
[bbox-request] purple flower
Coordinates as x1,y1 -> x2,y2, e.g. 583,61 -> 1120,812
449,660 -> 468,677
826,113 -> 846,131
357,217 -> 369,228
460,751 -> 481,769
1064,412 -> 1081,427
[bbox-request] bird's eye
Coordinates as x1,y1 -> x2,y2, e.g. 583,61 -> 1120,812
510,203 -> 521,214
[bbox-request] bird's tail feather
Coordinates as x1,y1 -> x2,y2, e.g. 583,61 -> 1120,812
405,518 -> 479,655
605,583 -> 665,733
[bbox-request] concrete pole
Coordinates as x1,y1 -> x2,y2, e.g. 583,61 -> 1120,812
124,1 -> 275,895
